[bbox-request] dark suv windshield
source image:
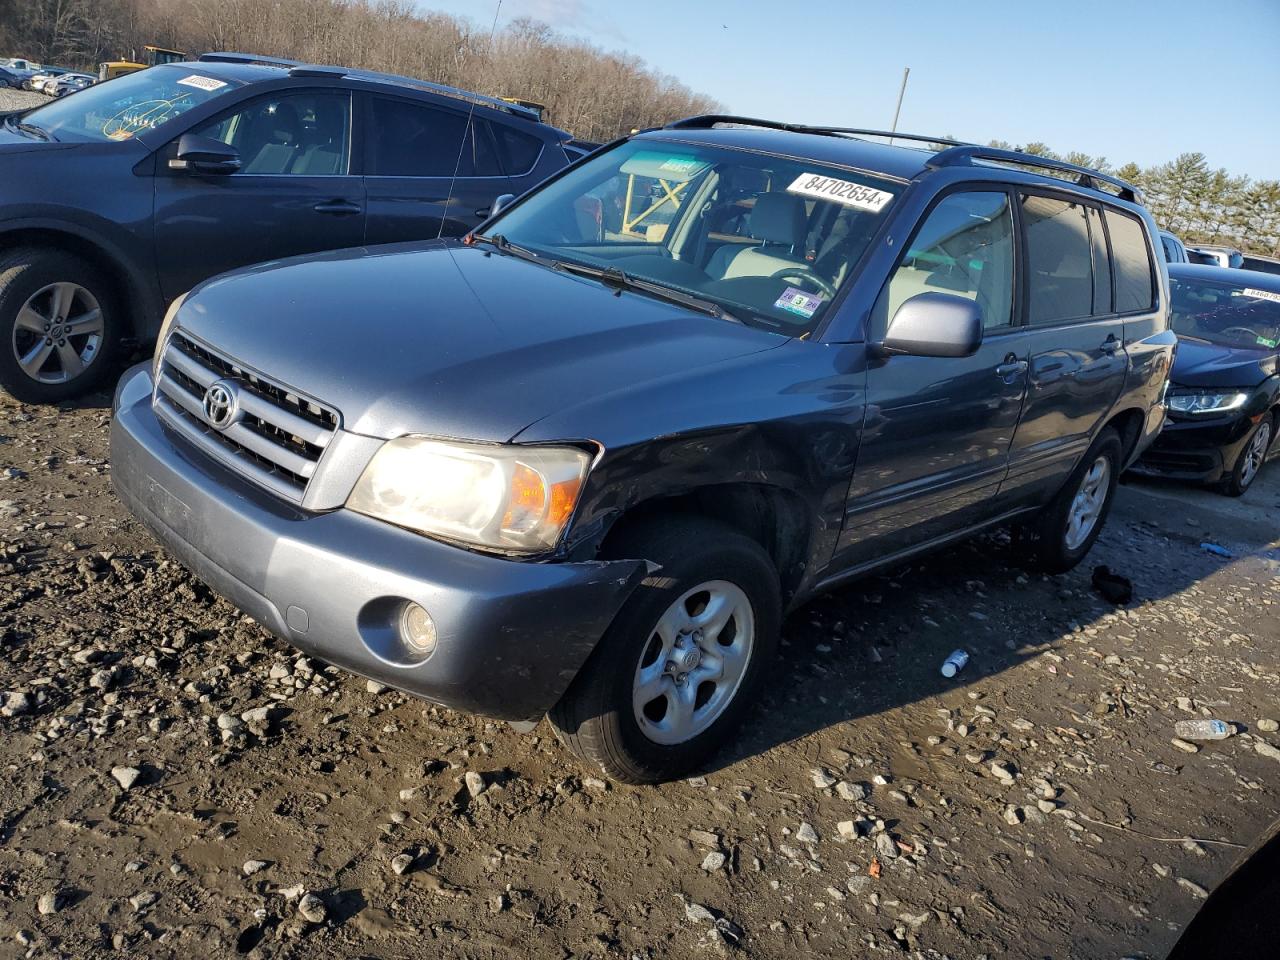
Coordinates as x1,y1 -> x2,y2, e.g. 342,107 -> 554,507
1170,275 -> 1280,349
483,138 -> 899,334
17,65 -> 242,143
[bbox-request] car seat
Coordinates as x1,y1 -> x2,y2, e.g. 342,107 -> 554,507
707,193 -> 809,281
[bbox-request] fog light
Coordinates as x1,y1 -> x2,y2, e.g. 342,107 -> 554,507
399,602 -> 437,655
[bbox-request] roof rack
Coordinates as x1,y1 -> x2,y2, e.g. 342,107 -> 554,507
198,53 -> 542,122
666,115 -> 967,147
928,145 -> 1143,203
199,52 -> 301,68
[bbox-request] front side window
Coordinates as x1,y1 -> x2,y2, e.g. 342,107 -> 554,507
368,98 -> 500,177
1106,210 -> 1156,312
13,64 -> 244,143
484,138 -> 900,335
193,92 -> 351,175
1022,194 -> 1094,324
1170,276 -> 1280,349
883,191 -> 1015,330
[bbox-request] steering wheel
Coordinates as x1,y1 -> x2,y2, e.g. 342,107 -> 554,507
1220,326 -> 1261,341
768,267 -> 837,299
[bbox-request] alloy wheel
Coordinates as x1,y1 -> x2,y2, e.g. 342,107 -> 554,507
631,580 -> 755,746
1064,455 -> 1111,551
1240,421 -> 1272,489
11,282 -> 104,384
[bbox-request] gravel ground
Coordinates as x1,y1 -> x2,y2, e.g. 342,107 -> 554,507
0,89 -> 47,113
0,383 -> 1278,959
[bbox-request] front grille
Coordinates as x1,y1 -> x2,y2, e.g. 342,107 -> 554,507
153,331 -> 340,503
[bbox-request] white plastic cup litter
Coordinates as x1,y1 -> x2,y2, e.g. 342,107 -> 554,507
940,649 -> 969,678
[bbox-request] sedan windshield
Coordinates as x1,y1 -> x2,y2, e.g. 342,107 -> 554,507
482,138 -> 900,335
15,65 -> 241,143
1170,275 -> 1280,349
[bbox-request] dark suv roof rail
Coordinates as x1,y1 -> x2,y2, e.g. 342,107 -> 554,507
339,69 -> 542,121
199,52 -> 302,68
928,145 -> 1144,203
666,115 -> 967,148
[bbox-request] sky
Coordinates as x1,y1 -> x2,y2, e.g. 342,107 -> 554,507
417,0 -> 1280,181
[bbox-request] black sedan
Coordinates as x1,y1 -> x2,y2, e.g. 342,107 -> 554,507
1136,263 -> 1280,495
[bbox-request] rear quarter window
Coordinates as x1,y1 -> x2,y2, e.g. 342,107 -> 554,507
1105,210 -> 1156,312
497,126 -> 544,175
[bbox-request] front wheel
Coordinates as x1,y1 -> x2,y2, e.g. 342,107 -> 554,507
1025,428 -> 1123,574
1222,416 -> 1273,497
0,247 -> 121,403
550,516 -> 780,784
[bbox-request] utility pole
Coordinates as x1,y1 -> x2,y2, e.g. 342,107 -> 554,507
888,67 -> 910,145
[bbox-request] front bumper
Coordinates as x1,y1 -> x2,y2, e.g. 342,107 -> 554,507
1132,412 -> 1254,483
110,363 -> 646,721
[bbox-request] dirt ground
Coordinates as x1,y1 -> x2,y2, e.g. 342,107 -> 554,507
1,381 -> 1278,960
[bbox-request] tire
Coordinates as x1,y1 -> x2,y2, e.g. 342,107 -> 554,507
550,515 -> 781,784
1222,415 -> 1273,498
0,246 -> 121,403
1025,428 -> 1123,574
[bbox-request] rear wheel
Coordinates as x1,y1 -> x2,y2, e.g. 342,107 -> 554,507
0,247 -> 121,403
1222,416 -> 1273,497
1024,428 -> 1123,574
550,516 -> 780,784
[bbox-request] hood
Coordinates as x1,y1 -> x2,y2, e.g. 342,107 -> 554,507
176,243 -> 785,442
1170,335 -> 1278,388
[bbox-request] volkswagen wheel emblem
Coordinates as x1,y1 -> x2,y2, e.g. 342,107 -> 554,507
202,380 -> 238,429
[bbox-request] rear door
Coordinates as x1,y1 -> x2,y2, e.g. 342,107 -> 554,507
363,95 -> 513,244
835,189 -> 1029,568
1000,193 -> 1129,506
153,89 -> 364,301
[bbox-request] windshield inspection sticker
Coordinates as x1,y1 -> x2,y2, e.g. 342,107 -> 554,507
176,75 -> 227,92
1242,287 -> 1280,304
775,286 -> 824,318
787,173 -> 894,212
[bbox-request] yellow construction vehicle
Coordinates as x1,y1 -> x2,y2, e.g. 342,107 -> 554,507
99,45 -> 187,82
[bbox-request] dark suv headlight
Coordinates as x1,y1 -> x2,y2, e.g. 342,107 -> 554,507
1166,390 -> 1249,416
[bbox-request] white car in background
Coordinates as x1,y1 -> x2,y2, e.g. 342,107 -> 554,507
1189,244 -> 1244,269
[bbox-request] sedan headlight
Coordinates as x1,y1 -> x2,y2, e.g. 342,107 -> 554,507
1166,391 -> 1250,416
346,437 -> 593,553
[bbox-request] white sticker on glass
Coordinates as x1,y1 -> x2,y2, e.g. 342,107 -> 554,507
176,75 -> 228,92
786,173 -> 894,212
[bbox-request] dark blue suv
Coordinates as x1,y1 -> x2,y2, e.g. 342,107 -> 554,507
0,52 -> 576,402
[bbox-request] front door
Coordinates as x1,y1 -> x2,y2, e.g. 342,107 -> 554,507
1001,195 -> 1129,506
836,190 -> 1028,569
363,95 -> 513,244
153,90 -> 365,301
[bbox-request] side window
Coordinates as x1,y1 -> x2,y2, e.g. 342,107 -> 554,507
1105,210 -> 1155,312
369,98 -> 499,177
1021,194 -> 1093,324
1086,206 -> 1112,314
885,191 -> 1015,330
496,126 -> 544,176
193,92 -> 351,176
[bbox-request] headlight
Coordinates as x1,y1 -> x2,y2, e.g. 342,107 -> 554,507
346,437 -> 593,553
1166,391 -> 1250,416
152,292 -> 188,377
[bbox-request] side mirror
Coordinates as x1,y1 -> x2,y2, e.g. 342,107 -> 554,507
170,134 -> 241,175
876,292 -> 984,358
488,193 -> 516,217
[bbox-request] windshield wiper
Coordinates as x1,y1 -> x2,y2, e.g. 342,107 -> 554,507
13,119 -> 51,141
469,233 -> 543,265
552,260 -> 742,324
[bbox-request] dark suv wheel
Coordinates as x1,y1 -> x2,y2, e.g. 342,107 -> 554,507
0,247 -> 121,403
1025,427 -> 1123,574
550,516 -> 781,783
1222,415 -> 1273,497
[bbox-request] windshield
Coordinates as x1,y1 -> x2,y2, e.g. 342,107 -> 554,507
1170,275 -> 1280,349
483,138 -> 899,335
15,65 -> 241,143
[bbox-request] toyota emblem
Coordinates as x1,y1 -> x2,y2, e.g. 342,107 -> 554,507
202,380 -> 238,429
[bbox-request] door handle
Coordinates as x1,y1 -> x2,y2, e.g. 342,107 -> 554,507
995,354 -> 1028,382
313,200 -> 363,216
1100,335 -> 1121,354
